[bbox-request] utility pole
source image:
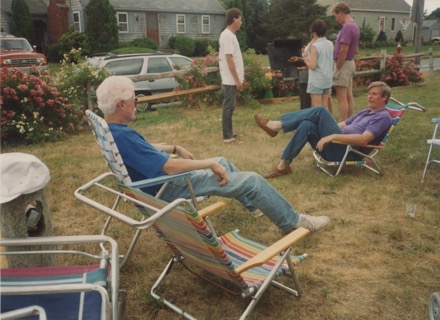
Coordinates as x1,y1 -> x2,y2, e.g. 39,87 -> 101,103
411,0 -> 425,64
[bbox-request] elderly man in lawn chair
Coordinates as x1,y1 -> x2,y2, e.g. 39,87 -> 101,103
94,76 -> 329,234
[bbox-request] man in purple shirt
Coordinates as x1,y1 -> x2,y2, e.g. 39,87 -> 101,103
253,82 -> 392,179
332,2 -> 360,121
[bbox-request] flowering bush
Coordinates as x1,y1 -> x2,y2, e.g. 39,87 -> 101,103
381,52 -> 423,86
353,56 -> 380,88
55,48 -> 110,108
241,49 -> 271,102
269,69 -> 297,97
174,48 -> 221,108
1,67 -> 84,145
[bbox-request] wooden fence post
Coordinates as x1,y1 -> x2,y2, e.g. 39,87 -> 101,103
380,49 -> 387,77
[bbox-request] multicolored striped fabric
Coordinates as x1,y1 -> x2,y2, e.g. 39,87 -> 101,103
1,265 -> 107,319
220,230 -> 307,292
122,184 -> 306,294
86,110 -> 131,185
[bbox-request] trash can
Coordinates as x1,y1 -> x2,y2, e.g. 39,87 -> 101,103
266,39 -> 311,109
0,153 -> 54,268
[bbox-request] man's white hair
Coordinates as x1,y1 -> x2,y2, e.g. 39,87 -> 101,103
96,76 -> 135,115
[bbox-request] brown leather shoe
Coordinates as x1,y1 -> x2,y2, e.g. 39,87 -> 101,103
264,166 -> 292,179
253,114 -> 278,137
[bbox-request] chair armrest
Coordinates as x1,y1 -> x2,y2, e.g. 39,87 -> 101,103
128,172 -> 192,189
198,201 -> 227,219
234,227 -> 310,274
332,140 -> 383,149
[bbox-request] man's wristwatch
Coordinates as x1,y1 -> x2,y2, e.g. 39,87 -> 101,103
173,145 -> 177,154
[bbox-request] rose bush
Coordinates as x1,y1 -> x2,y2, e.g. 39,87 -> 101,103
174,49 -> 221,108
381,52 -> 422,86
0,66 -> 84,145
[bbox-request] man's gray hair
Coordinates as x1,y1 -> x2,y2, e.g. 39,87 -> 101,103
96,76 -> 135,115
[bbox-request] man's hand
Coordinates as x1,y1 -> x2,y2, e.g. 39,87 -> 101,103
176,146 -> 195,160
211,163 -> 229,186
316,135 -> 334,151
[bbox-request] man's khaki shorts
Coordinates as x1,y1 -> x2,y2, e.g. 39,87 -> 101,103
333,60 -> 355,87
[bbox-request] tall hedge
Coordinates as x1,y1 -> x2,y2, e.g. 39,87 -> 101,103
85,0 -> 119,53
10,0 -> 34,43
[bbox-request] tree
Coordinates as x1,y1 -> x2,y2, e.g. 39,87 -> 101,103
265,0 -> 327,44
243,0 -> 269,53
85,0 -> 118,53
10,0 -> 34,43
425,7 -> 440,20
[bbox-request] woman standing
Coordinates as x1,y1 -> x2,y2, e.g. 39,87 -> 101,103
302,19 -> 334,112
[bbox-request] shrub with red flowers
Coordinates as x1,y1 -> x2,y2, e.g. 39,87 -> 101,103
381,52 -> 423,86
174,49 -> 222,108
269,70 -> 297,97
353,57 -> 380,88
0,66 -> 84,145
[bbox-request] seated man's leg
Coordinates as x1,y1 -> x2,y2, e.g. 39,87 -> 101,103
281,120 -> 320,164
280,106 -> 340,136
161,163 -> 329,233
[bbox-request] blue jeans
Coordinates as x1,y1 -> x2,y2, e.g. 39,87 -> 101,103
222,85 -> 236,139
280,106 -> 348,162
161,157 -> 300,233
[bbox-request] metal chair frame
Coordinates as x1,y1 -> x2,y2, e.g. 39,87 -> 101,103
421,118 -> 440,183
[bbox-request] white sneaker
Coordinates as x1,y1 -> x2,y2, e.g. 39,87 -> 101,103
296,214 -> 329,232
250,209 -> 264,218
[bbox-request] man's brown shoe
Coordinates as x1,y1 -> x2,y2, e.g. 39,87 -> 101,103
264,166 -> 292,179
253,114 -> 278,137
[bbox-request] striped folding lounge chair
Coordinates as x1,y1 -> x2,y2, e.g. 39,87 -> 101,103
85,110 -> 200,268
75,172 -> 311,320
0,235 -> 121,320
313,98 -> 425,177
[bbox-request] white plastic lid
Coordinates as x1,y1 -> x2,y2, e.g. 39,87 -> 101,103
0,153 -> 51,204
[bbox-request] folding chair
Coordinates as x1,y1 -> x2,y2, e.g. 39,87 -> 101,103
313,98 -> 425,177
0,235 -> 121,320
1,305 -> 47,320
75,172 -> 311,320
85,110 -> 199,268
421,118 -> 440,183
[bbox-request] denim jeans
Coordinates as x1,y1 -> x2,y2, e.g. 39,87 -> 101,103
222,85 -> 237,139
280,106 -> 349,162
161,157 -> 300,233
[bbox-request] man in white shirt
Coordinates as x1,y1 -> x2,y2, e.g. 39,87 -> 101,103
219,8 -> 244,144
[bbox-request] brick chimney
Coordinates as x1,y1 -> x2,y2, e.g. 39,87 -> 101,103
48,0 -> 69,44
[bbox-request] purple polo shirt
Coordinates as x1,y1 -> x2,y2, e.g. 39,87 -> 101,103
342,108 -> 392,153
334,21 -> 360,60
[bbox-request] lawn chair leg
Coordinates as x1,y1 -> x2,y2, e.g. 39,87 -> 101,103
240,248 -> 296,320
421,143 -> 434,183
150,257 -> 197,320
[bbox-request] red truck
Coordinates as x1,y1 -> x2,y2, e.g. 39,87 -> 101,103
0,34 -> 47,73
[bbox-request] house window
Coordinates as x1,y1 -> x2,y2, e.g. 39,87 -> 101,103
202,15 -> 210,34
391,17 -> 396,32
379,16 -> 385,32
177,14 -> 186,33
117,12 -> 129,33
361,16 -> 367,28
73,11 -> 81,32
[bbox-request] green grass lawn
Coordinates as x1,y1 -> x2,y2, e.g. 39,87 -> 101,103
3,71 -> 439,320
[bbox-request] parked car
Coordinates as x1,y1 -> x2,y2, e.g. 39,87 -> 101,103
0,34 -> 47,72
431,36 -> 440,44
88,52 -> 193,98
